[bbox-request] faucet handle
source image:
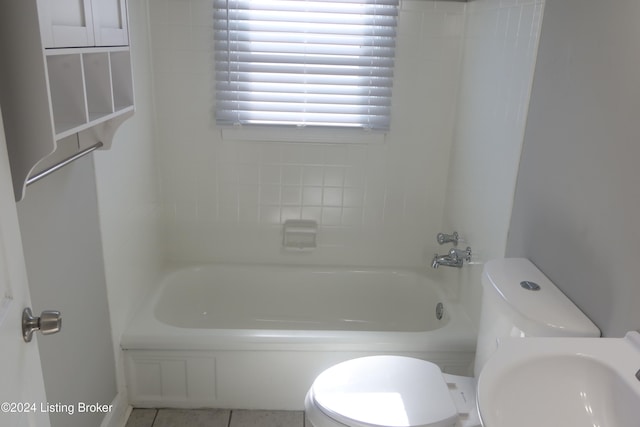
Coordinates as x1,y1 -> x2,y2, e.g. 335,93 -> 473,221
437,231 -> 459,245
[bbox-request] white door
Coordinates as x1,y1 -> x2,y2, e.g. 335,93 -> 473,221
0,108 -> 51,427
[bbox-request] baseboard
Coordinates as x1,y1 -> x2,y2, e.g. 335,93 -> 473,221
100,392 -> 132,427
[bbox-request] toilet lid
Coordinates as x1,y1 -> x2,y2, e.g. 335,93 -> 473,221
311,356 -> 458,427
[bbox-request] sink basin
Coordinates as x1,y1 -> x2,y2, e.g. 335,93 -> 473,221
477,331 -> 640,427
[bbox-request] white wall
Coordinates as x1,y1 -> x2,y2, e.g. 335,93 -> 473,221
441,0 -> 545,321
93,0 -> 162,405
149,0 -> 466,268
507,0 -> 640,337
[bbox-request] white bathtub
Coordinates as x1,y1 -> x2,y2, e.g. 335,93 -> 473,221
122,265 -> 476,410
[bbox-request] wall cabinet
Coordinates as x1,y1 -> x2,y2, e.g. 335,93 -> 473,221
37,0 -> 128,48
0,0 -> 134,201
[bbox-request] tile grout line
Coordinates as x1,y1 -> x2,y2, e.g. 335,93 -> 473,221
227,409 -> 234,427
150,409 -> 159,427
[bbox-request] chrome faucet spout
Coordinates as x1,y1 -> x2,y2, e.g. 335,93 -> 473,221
431,246 -> 472,269
431,253 -> 463,268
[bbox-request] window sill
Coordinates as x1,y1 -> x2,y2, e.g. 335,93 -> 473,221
219,125 -> 387,144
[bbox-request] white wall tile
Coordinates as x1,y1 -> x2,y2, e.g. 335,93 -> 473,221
281,206 -> 302,222
302,187 -> 322,207
260,206 -> 281,225
302,166 -> 324,187
281,166 -> 302,186
301,207 -> 322,223
442,0 -> 545,321
191,0 -> 213,26
323,167 -> 345,187
260,165 -> 281,185
167,0 -> 191,25
260,185 -> 281,206
321,207 -> 343,226
281,186 -> 302,206
148,0 -> 168,24
322,188 -> 343,207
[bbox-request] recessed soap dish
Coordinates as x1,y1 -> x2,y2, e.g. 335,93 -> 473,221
283,219 -> 317,251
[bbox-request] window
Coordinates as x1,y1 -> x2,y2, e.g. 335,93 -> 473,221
213,0 -> 399,131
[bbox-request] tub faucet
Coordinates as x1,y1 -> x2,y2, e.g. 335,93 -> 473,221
431,247 -> 472,269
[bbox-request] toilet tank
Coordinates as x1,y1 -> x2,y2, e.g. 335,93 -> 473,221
473,258 -> 600,376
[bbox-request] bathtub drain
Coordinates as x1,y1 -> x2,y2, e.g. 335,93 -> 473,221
435,302 -> 444,320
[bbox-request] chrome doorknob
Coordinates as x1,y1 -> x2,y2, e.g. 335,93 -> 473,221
22,307 -> 61,343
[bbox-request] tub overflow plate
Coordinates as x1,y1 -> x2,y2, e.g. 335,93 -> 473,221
436,302 -> 444,320
520,281 -> 541,291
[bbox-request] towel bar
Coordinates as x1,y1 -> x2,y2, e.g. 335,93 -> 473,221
26,141 -> 103,187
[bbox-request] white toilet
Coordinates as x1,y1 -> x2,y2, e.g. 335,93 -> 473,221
304,258 -> 601,427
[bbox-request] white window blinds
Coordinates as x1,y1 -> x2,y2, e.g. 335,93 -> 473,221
213,0 -> 399,131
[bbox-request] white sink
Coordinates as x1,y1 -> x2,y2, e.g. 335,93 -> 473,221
477,331 -> 640,427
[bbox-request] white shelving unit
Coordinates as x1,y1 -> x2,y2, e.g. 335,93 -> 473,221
46,48 -> 134,141
0,0 -> 134,201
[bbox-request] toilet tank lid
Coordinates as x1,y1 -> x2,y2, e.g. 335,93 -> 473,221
482,258 -> 600,337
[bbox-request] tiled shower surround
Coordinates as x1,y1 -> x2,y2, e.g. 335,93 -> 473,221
149,0 -> 465,267
147,0 -> 544,269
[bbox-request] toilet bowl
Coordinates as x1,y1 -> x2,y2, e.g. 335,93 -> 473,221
304,259 -> 600,427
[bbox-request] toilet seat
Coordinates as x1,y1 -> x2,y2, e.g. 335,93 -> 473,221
308,356 -> 461,427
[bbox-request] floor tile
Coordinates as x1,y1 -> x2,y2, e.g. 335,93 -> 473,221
230,410 -> 304,427
125,409 -> 157,427
153,409 -> 231,427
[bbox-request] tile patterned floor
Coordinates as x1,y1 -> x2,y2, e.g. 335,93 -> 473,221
125,409 -> 305,427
